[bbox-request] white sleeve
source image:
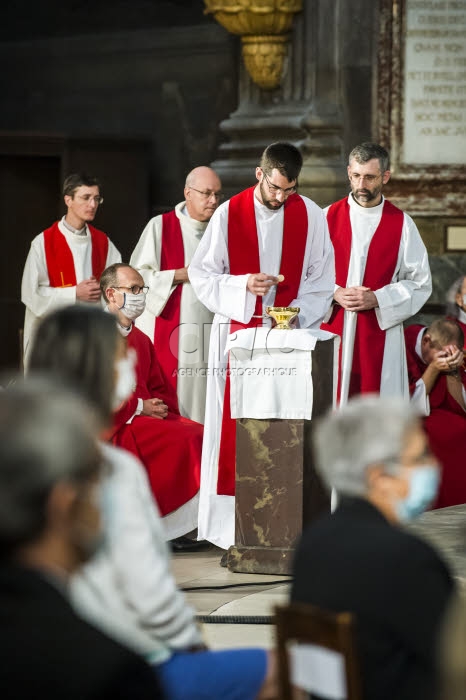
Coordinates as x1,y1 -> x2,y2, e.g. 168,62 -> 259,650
21,234 -> 76,318
107,450 -> 203,649
188,202 -> 256,324
130,216 -> 177,317
374,214 -> 432,331
410,377 -> 431,416
291,200 -> 335,329
106,239 -> 122,266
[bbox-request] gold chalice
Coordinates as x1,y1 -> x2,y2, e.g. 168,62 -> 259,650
266,306 -> 300,330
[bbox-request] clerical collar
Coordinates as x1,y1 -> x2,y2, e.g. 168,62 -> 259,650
415,327 -> 426,364
103,306 -> 132,336
62,216 -> 87,236
178,202 -> 208,232
117,322 -> 133,338
348,193 -> 384,214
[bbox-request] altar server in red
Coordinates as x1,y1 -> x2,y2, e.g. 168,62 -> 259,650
405,318 -> 466,509
321,142 -> 431,405
101,263 -> 203,541
189,142 -> 335,549
21,173 -> 121,365
130,167 -> 221,424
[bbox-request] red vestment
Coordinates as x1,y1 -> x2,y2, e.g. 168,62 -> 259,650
43,221 -> 109,287
405,324 -> 466,509
217,186 -> 308,496
321,198 -> 403,399
110,325 -> 202,517
153,211 -> 184,394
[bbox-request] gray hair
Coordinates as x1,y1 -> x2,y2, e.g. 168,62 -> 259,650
0,377 -> 102,555
313,395 -> 419,497
445,275 -> 465,318
348,142 -> 390,172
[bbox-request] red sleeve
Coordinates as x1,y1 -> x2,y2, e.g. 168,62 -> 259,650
112,395 -> 139,433
147,344 -> 180,415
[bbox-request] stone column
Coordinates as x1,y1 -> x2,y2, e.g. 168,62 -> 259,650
211,0 -> 348,206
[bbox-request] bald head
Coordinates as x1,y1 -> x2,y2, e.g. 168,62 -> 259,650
184,166 -> 223,222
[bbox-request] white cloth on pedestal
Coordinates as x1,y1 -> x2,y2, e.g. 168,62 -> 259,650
227,328 -> 335,420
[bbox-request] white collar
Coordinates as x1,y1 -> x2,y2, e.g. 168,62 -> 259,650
415,326 -> 427,364
61,215 -> 87,236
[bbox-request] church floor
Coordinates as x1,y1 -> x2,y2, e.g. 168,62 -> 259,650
171,505 -> 466,651
171,545 -> 290,650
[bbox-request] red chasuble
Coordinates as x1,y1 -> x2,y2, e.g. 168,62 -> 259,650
405,324 -> 466,509
110,326 -> 202,517
153,211 -> 185,393
321,198 -> 403,399
217,186 -> 308,496
43,221 -> 109,287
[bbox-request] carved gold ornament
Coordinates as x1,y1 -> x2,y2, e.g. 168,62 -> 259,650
204,0 -> 303,90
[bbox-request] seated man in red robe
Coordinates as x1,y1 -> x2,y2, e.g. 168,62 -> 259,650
101,263 -> 205,549
405,317 -> 466,508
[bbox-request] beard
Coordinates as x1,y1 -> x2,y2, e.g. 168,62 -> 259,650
351,184 -> 383,206
259,181 -> 285,211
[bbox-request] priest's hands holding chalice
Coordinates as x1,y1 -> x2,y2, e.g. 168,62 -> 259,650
246,273 -> 298,328
142,398 -> 168,419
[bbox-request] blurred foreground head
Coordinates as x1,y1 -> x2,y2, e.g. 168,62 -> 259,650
313,395 -> 439,522
29,305 -> 122,428
0,378 -> 102,568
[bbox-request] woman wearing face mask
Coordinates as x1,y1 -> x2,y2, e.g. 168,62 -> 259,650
292,395 -> 455,700
28,304 -> 278,700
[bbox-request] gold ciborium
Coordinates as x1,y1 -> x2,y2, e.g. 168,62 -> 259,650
266,306 -> 300,330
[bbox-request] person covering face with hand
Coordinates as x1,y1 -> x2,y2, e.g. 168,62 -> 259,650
405,317 -> 466,509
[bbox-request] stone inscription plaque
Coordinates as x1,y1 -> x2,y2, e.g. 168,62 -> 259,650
403,0 -> 466,165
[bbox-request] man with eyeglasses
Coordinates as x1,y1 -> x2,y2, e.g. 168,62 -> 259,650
321,142 -> 431,405
130,166 -> 222,426
21,172 -> 121,366
188,142 -> 335,551
100,263 -> 205,547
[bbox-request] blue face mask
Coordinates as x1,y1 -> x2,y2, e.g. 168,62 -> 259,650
396,465 -> 440,522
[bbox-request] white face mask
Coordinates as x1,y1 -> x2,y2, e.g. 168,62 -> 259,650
118,291 -> 146,320
395,464 -> 440,522
462,294 -> 466,307
112,351 -> 136,410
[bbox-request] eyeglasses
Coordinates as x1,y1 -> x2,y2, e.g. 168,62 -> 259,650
75,194 -> 104,205
188,187 -> 224,201
113,285 -> 148,295
348,173 -> 381,184
262,172 -> 297,196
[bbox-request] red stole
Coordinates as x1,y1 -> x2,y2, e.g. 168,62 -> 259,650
43,221 -> 109,287
321,198 -> 403,399
153,211 -> 185,394
217,186 -> 308,495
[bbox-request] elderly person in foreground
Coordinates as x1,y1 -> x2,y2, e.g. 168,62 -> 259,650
291,395 -> 455,700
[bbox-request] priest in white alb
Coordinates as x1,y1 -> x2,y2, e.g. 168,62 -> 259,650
21,173 -> 121,366
321,142 -> 432,405
130,167 -> 221,424
189,142 -> 335,550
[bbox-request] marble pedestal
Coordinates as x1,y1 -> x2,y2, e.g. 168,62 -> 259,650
226,338 -> 334,575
